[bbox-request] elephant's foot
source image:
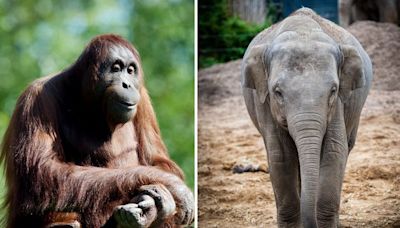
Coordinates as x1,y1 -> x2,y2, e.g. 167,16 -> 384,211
317,211 -> 339,228
276,209 -> 301,228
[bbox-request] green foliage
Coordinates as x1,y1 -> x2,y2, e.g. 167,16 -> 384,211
199,0 -> 276,68
0,0 -> 194,212
130,1 -> 195,188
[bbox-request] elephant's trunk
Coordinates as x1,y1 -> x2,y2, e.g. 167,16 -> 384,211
288,112 -> 326,228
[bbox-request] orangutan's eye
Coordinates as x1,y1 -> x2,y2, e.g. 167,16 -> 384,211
111,60 -> 124,73
127,65 -> 135,75
111,63 -> 121,72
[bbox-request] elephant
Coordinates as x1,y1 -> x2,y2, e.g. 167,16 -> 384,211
241,8 -> 372,228
339,0 -> 400,27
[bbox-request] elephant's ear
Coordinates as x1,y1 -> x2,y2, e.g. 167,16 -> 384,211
339,45 -> 365,103
242,44 -> 269,103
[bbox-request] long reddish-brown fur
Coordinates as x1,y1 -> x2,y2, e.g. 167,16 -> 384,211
0,34 -> 189,227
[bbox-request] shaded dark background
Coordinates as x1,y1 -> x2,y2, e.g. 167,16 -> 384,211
0,0 -> 195,215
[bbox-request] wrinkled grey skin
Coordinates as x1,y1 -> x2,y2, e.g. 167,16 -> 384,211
241,8 -> 372,228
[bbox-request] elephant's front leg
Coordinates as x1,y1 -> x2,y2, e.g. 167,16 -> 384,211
264,129 -> 301,228
317,104 -> 349,228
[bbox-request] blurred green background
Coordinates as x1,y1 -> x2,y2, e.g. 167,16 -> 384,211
0,0 -> 194,210
198,0 -> 278,68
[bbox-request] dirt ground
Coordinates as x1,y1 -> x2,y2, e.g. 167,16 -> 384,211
198,21 -> 400,228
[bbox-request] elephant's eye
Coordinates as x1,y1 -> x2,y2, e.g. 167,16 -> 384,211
330,86 -> 337,97
329,86 -> 337,106
274,87 -> 284,102
275,90 -> 283,98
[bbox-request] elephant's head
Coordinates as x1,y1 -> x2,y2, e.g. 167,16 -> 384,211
242,31 -> 365,227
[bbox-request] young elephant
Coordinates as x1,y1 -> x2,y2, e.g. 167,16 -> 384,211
241,8 -> 372,228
